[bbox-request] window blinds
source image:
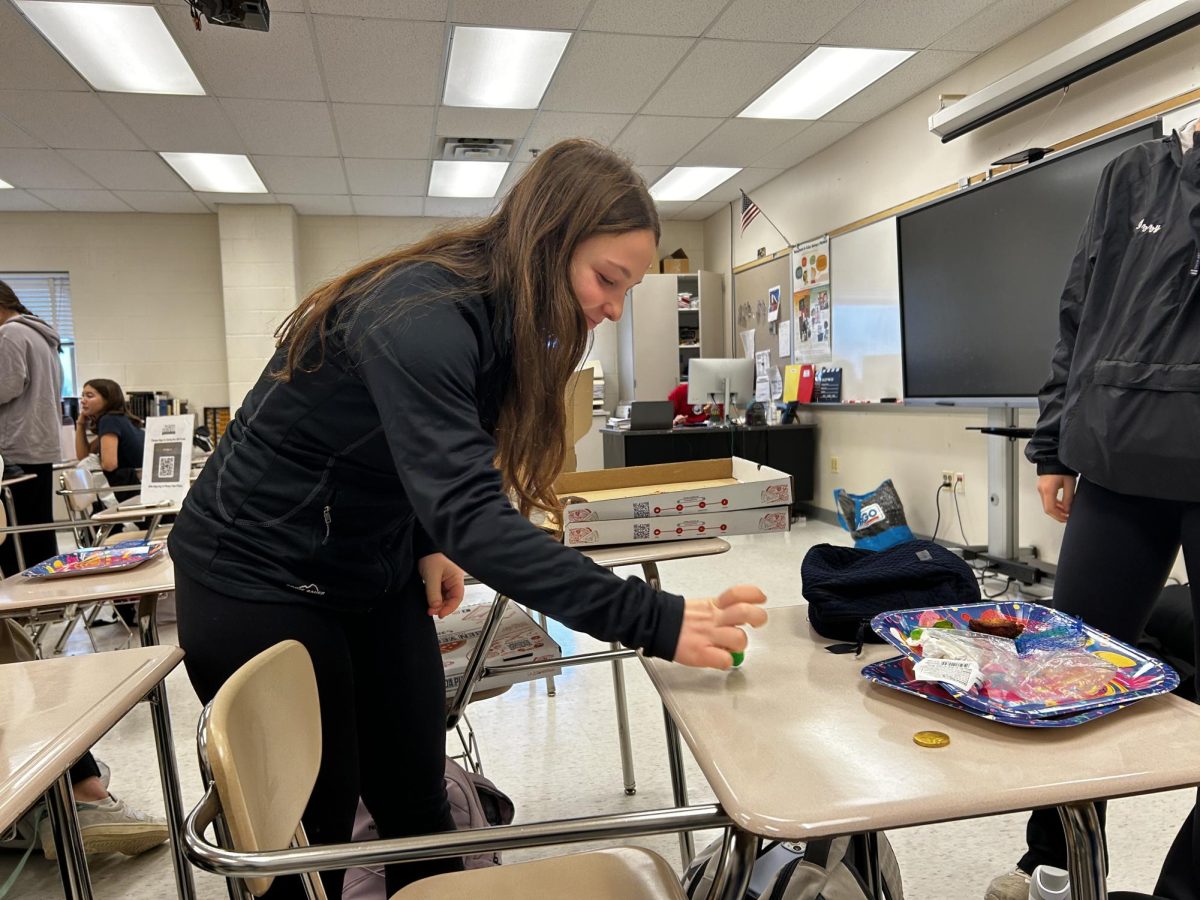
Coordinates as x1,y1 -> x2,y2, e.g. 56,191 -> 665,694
1,273 -> 74,341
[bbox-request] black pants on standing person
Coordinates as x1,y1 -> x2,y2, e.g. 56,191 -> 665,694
174,569 -> 463,899
0,462 -> 59,576
1019,478 -> 1200,899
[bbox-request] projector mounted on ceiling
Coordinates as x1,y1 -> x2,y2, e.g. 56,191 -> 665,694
187,0 -> 270,32
929,0 -> 1200,142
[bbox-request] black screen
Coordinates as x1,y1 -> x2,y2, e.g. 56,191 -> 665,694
897,121 -> 1161,402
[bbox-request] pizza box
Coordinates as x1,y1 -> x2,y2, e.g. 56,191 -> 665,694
437,601 -> 561,697
562,505 -> 790,548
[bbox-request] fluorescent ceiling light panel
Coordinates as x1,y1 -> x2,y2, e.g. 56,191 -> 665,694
650,167 -> 741,202
0,179 -> 12,190
429,160 -> 509,197
740,47 -> 914,120
15,1 -> 204,95
443,26 -> 570,108
159,153 -> 267,193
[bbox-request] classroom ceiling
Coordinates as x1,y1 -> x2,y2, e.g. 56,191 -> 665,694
0,0 -> 1074,219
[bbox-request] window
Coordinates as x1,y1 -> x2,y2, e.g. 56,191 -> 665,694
1,272 -> 77,397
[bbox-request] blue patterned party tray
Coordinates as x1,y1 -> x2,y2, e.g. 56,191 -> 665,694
21,541 -> 164,579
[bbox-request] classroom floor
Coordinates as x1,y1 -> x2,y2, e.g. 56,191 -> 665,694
1,520 -> 1192,899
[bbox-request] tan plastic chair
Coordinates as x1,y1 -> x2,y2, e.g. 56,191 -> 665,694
59,465 -> 171,546
197,640 -> 688,900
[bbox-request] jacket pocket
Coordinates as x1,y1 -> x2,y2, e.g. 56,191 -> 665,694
1093,358 -> 1200,392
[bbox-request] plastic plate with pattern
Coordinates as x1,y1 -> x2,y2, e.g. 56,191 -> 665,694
862,656 -> 1132,728
870,601 -> 1178,719
21,541 -> 165,579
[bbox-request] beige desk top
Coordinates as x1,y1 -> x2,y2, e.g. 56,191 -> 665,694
0,645 -> 183,829
0,551 -> 175,616
90,497 -> 182,524
643,604 -> 1200,840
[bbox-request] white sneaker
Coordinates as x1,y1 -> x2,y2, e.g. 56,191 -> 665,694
986,868 -> 1033,900
1029,865 -> 1071,900
39,795 -> 168,860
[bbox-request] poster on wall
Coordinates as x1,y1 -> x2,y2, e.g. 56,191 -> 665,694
767,285 -> 781,322
791,234 -> 832,360
792,236 -> 830,288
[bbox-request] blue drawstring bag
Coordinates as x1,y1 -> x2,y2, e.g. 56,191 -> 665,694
833,479 -> 914,551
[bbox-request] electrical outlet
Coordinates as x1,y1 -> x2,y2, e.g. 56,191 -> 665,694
830,456 -> 840,474
954,472 -> 965,493
941,470 -> 954,487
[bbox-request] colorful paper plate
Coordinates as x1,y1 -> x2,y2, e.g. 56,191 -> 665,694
21,541 -> 165,579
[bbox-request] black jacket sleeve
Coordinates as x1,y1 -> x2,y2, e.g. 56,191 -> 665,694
346,284 -> 686,660
1025,159 -> 1113,476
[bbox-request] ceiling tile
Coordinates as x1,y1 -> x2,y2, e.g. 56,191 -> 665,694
221,99 -> 339,156
823,0 -> 993,50
0,149 -> 98,189
642,39 -> 809,118
699,168 -> 783,202
496,161 -> 530,197
0,189 -> 54,212
582,0 -> 727,37
0,1 -> 89,91
612,116 -> 722,166
275,193 -> 355,215
708,0 -> 862,42
751,121 -> 859,169
252,156 -> 348,194
521,112 -> 632,155
680,119 -> 808,167
542,33 -> 692,115
197,192 -> 280,208
825,49 -> 976,123
344,158 -> 429,195
653,200 -> 693,218
307,0 -> 447,18
314,17 -> 446,105
932,0 -> 1074,52
351,195 -> 424,216
423,197 -> 497,218
58,150 -> 187,191
672,200 -> 726,221
450,0 -> 591,29
102,95 -> 247,153
113,190 -> 210,213
635,165 -> 669,187
435,107 -> 535,139
0,92 -> 142,150
162,11 -> 325,101
0,117 -> 42,149
28,189 -> 134,212
334,105 -> 435,158
157,0 -> 306,9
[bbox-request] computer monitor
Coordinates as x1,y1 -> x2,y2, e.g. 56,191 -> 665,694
688,357 -> 755,417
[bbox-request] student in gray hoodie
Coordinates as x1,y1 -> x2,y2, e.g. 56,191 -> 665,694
0,279 -> 64,574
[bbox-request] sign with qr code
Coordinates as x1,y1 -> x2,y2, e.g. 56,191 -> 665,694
141,414 -> 194,506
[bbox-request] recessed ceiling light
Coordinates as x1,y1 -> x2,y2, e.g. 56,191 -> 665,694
649,167 -> 742,202
429,160 -> 510,198
739,46 -> 914,120
159,153 -> 267,193
0,179 -> 12,190
443,26 -> 570,109
15,1 -> 205,96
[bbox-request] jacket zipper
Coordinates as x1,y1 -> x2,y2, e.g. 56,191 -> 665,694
1190,249 -> 1200,277
322,506 -> 332,545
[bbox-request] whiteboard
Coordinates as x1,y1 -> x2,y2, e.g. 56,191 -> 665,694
827,218 -> 903,401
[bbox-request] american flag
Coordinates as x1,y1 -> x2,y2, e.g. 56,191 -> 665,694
739,190 -> 761,235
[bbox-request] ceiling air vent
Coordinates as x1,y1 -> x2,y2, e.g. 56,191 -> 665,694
440,138 -> 515,162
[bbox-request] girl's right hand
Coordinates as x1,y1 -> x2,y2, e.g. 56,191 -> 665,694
1037,474 -> 1076,523
673,585 -> 768,669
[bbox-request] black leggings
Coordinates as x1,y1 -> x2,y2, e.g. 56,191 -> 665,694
175,570 -> 461,899
1018,479 -> 1200,899
0,462 -> 59,576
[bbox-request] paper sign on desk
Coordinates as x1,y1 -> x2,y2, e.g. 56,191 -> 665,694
141,415 -> 193,506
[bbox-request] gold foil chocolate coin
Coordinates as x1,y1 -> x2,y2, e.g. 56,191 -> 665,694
912,730 -> 950,748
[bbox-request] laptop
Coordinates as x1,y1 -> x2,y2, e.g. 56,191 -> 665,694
628,400 -> 675,431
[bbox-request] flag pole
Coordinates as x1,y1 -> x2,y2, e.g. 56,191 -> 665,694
742,189 -> 794,249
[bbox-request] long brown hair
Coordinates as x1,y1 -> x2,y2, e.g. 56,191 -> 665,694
275,139 -> 660,516
84,379 -> 144,428
0,280 -> 33,317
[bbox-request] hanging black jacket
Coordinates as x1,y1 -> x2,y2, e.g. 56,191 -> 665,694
1026,131 -> 1200,501
168,263 -> 685,660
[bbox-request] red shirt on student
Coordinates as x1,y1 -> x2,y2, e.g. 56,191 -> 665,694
668,383 -> 719,425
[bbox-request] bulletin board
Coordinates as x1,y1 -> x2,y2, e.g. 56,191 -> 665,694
731,253 -> 790,372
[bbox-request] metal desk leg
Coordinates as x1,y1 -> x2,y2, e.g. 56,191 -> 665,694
139,595 -> 198,900
46,773 -> 93,900
663,706 -> 694,865
707,827 -> 757,900
1058,801 -> 1107,900
2,485 -> 26,571
534,610 -> 556,696
611,642 -> 636,794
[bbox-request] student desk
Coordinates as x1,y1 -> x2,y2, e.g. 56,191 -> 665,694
89,496 -> 181,542
643,604 -> 1200,900
0,554 -> 196,900
0,645 -> 184,900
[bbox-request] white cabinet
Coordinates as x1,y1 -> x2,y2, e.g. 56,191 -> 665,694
617,271 -> 723,404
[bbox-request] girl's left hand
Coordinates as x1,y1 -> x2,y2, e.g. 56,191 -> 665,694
417,553 -> 466,619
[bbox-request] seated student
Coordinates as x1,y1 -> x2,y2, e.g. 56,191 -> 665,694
74,379 -> 145,489
668,382 -> 721,425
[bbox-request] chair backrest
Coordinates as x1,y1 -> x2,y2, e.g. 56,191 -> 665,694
60,466 -> 98,514
205,640 -> 323,897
